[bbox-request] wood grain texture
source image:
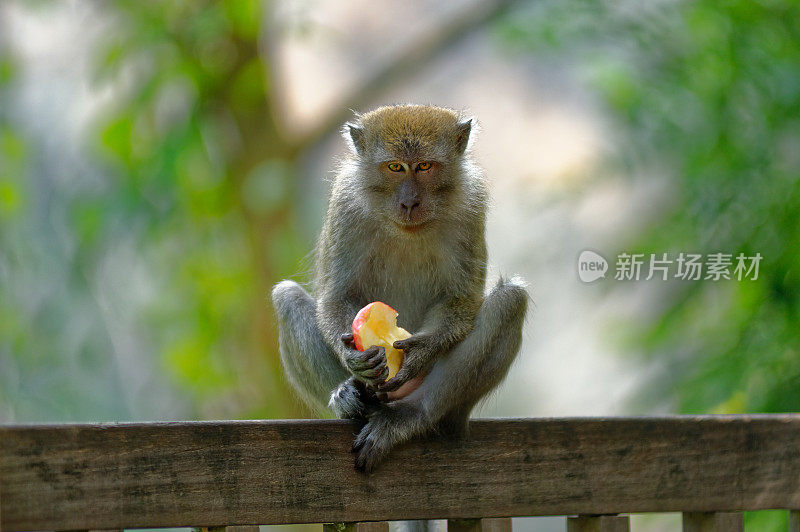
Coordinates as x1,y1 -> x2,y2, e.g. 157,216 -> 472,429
682,511 -> 743,531
2,416 -> 800,531
791,510 -> 800,532
567,515 -> 629,532
478,518 -> 512,532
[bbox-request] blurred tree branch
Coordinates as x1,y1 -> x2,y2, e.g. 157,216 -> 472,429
290,0 -> 520,153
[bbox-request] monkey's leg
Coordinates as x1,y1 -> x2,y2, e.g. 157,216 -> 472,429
271,280 -> 351,413
352,277 -> 528,472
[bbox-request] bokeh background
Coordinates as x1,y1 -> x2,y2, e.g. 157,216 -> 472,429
1,1 -> 798,530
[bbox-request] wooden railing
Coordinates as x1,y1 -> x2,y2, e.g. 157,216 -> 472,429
1,416 -> 800,531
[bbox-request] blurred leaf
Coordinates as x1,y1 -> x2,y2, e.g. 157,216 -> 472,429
0,56 -> 16,85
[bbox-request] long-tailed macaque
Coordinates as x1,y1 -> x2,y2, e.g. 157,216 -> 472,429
272,104 -> 527,472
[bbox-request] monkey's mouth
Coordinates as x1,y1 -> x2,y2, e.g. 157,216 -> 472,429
394,220 -> 428,233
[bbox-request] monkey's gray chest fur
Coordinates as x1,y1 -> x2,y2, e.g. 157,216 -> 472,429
357,239 -> 449,332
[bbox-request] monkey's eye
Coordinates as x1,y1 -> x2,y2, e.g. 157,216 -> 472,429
417,162 -> 432,172
387,162 -> 405,172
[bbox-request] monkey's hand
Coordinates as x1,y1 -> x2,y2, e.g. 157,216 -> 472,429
341,333 -> 390,387
379,333 -> 435,393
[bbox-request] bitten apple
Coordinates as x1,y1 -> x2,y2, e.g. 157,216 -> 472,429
352,301 -> 411,380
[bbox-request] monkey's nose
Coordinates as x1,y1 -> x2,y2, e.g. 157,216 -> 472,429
401,200 -> 420,217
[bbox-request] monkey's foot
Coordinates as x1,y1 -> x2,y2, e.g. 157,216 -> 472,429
352,418 -> 393,473
329,376 -> 380,419
352,404 -> 420,473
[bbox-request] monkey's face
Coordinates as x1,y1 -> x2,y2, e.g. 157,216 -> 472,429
373,158 -> 452,233
344,104 -> 474,233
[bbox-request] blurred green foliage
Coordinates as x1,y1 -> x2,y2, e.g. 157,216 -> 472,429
0,0 -> 310,420
499,1 -> 799,528
499,0 -> 800,414
94,0 -> 267,414
95,0 -> 326,419
0,46 -> 134,420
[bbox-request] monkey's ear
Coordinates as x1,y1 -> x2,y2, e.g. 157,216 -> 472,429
344,123 -> 366,156
455,118 -> 473,154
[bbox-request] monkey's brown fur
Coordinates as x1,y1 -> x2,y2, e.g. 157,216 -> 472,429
272,104 -> 527,472
354,105 -> 461,155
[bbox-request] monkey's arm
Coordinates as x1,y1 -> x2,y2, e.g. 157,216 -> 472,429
381,294 -> 482,392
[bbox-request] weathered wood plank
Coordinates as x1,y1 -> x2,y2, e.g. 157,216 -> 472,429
791,510 -> 800,532
480,518 -> 511,532
682,511 -> 743,531
567,515 -> 629,532
1,416 -> 799,531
